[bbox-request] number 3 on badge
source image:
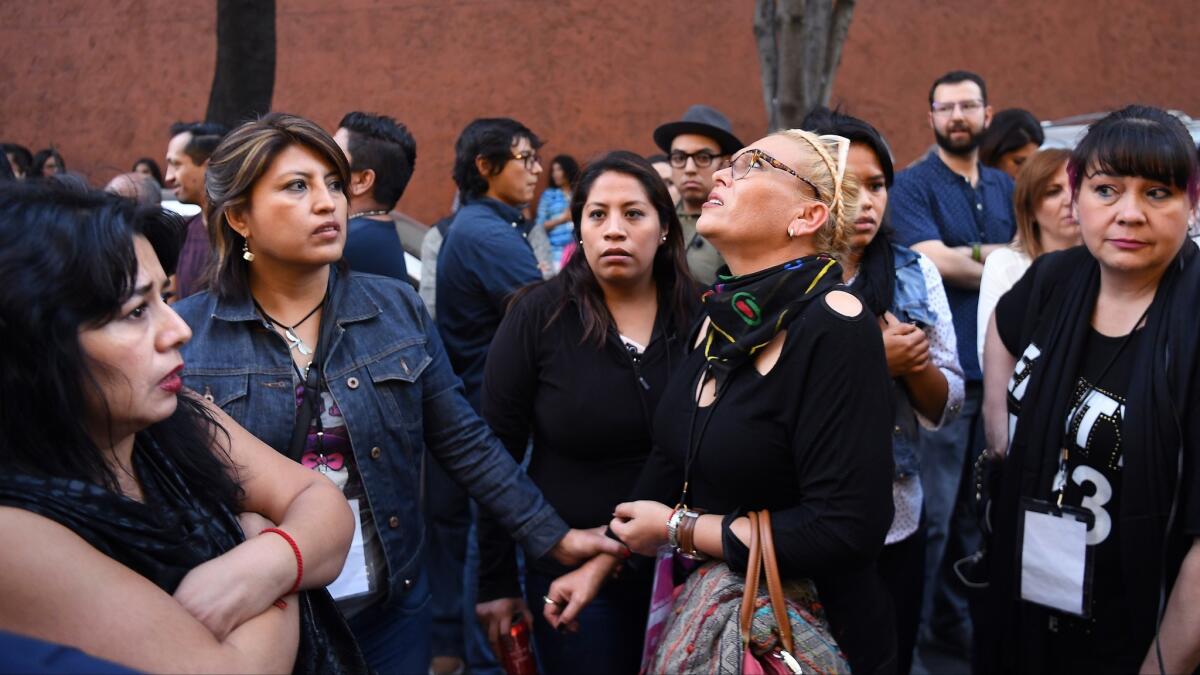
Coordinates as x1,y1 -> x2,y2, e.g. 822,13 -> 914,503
1071,465 -> 1112,546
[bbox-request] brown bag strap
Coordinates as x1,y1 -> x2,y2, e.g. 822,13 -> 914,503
758,510 -> 795,654
738,510 -> 762,643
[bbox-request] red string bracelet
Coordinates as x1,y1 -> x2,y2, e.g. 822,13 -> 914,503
261,527 -> 303,609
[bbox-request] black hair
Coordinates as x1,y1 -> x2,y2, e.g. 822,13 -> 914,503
928,70 -> 988,106
168,121 -> 229,165
452,118 -> 542,202
646,153 -> 669,164
2,143 -> 32,176
520,151 -> 695,345
1068,105 -> 1200,204
550,154 -> 580,189
801,106 -> 896,187
31,148 -> 66,177
978,108 -> 1045,168
0,182 -> 242,508
132,157 -> 165,186
337,111 -> 418,208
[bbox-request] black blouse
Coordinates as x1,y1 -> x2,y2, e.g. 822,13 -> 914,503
477,281 -> 693,601
631,291 -> 897,673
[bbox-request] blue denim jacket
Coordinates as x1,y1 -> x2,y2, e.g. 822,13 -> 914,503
173,269 -> 569,608
889,243 -> 938,478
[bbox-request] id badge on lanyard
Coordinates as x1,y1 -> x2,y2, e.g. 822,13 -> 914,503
1017,495 -> 1095,618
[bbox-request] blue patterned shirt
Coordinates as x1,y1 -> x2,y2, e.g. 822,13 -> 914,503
890,151 -> 1015,381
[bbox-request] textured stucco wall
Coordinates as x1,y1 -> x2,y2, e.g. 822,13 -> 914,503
3,0 -> 1197,224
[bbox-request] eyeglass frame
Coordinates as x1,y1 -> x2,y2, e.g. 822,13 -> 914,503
511,149 -> 542,171
729,148 -> 824,202
668,149 -> 725,169
930,99 -> 986,116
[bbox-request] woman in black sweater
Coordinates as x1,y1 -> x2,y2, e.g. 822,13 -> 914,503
475,152 -> 698,674
563,130 -> 897,673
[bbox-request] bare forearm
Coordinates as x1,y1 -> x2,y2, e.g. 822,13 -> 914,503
271,481 -> 355,587
982,315 -> 1017,457
1141,540 -> 1200,674
691,514 -> 748,560
219,599 -> 300,674
913,242 -> 984,289
902,363 -> 949,422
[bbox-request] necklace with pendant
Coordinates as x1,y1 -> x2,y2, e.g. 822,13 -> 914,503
350,209 -> 390,219
254,296 -> 325,357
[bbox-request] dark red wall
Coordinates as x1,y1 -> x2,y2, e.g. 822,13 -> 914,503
3,0 -> 1197,223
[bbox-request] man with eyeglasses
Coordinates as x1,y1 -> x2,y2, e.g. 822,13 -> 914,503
434,117 -> 548,675
889,70 -> 1016,663
653,104 -> 744,284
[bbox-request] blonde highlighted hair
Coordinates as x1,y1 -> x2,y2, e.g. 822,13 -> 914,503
203,112 -> 351,299
773,129 -> 860,261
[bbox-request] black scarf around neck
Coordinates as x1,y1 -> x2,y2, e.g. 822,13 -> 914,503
0,435 -> 369,674
985,243 -> 1200,671
701,254 -> 843,378
848,230 -> 896,317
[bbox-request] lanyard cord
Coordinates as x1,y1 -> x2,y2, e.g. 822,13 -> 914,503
679,363 -> 732,509
1054,304 -> 1151,506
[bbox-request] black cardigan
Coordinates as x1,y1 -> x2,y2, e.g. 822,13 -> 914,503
477,280 -> 694,601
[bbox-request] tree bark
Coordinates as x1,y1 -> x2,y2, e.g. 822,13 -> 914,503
753,0 -> 780,132
754,0 -> 857,130
205,0 -> 276,129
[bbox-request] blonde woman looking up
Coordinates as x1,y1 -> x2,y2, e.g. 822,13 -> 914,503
548,130 -> 898,673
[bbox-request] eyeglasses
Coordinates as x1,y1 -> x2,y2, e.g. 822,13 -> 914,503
730,149 -> 823,201
931,99 -> 985,116
668,149 -> 724,169
512,150 -> 542,171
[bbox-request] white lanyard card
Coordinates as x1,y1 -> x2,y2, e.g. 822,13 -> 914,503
1017,497 -> 1095,618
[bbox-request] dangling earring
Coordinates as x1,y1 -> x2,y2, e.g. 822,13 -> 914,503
242,239 -> 255,262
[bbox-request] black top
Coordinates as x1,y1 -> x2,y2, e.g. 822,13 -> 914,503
631,290 -> 897,674
997,273 -> 1145,668
477,281 -> 693,601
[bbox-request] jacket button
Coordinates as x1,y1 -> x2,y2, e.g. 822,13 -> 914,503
404,578 -> 413,590
388,516 -> 400,529
370,446 -> 382,459
894,425 -> 902,433
346,376 -> 360,389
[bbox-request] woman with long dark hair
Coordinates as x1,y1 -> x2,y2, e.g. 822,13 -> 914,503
173,113 -> 622,674
552,129 -> 898,672
475,151 -> 697,674
804,106 -> 965,675
981,105 -> 1200,673
0,183 -> 362,672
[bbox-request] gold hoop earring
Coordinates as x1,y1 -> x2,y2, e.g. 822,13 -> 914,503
242,240 -> 255,262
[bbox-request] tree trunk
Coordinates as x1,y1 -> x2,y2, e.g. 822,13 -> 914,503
754,0 -> 857,131
205,0 -> 276,129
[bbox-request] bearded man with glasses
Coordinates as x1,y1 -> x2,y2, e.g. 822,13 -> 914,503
889,70 -> 1017,666
652,105 -> 744,284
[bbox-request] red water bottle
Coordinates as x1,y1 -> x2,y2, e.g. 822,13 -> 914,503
499,613 -> 538,675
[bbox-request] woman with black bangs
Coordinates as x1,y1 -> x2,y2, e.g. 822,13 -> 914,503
981,105 -> 1200,674
0,183 -> 365,673
475,152 -> 697,674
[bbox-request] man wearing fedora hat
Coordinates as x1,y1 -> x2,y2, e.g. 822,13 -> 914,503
653,104 -> 744,285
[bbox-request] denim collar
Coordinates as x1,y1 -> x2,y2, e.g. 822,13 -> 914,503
210,266 -> 381,326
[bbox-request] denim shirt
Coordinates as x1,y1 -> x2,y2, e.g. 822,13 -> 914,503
889,244 -> 938,478
173,269 -> 568,608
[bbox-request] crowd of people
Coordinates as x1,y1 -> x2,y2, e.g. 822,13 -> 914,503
0,67 -> 1198,675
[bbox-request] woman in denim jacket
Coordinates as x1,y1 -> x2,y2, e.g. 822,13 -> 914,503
173,113 -> 624,674
804,107 -> 965,675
